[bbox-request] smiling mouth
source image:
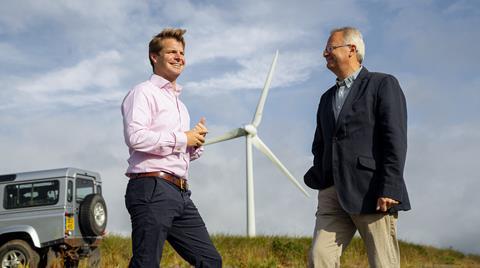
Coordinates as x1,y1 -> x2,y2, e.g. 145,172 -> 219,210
170,63 -> 183,68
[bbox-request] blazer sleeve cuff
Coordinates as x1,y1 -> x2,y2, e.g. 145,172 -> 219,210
379,184 -> 403,203
304,166 -> 321,190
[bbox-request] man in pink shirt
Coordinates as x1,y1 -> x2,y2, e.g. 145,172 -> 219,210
122,28 -> 222,268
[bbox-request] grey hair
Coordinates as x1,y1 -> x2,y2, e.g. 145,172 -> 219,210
331,27 -> 365,63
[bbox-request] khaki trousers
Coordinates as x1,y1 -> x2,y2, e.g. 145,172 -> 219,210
309,186 -> 400,268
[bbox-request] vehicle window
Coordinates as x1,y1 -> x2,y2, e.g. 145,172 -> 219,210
4,181 -> 59,209
76,178 -> 94,202
67,180 -> 73,202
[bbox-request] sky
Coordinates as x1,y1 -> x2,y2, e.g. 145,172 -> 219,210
1,0 -> 479,255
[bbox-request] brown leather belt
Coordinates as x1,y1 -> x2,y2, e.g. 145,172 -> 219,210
127,171 -> 188,191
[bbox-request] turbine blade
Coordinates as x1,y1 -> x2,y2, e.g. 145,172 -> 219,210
251,136 -> 310,197
204,128 -> 247,145
252,50 -> 279,127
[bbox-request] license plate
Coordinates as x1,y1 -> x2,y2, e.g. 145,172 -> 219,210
65,216 -> 75,231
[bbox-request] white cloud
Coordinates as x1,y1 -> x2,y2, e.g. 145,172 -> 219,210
6,51 -> 128,108
185,50 -> 322,94
17,51 -> 123,93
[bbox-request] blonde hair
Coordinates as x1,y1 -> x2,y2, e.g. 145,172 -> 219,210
148,28 -> 186,70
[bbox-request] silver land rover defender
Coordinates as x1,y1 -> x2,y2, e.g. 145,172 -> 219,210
0,167 -> 107,268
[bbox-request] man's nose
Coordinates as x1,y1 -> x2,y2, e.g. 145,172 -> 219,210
173,53 -> 183,60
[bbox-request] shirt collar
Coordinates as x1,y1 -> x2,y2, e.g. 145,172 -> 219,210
150,74 -> 183,96
336,66 -> 363,88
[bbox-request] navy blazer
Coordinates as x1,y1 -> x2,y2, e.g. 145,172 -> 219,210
304,67 -> 411,214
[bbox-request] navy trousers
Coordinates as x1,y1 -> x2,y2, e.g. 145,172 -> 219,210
125,177 -> 222,268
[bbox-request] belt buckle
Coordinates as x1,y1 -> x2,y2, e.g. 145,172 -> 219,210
180,179 -> 189,191
180,179 -> 185,191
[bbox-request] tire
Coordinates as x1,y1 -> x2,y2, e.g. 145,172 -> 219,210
79,194 -> 108,237
0,239 -> 40,268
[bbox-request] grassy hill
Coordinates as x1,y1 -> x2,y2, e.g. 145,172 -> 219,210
81,235 -> 480,267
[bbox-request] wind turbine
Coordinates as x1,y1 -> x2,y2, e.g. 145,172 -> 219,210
204,50 -> 310,237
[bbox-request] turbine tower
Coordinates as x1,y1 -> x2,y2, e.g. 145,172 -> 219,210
204,51 -> 310,237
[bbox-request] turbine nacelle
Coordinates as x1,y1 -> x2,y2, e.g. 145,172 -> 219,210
244,124 -> 257,136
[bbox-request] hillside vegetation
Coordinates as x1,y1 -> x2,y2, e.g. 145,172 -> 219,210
80,235 -> 480,267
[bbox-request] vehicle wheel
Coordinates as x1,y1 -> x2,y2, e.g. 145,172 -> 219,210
0,239 -> 40,268
79,194 -> 108,236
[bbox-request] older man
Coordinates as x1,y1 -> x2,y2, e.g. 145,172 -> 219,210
304,27 -> 410,267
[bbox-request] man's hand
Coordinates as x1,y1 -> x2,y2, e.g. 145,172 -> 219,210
185,117 -> 208,147
376,197 -> 399,212
193,117 -> 208,137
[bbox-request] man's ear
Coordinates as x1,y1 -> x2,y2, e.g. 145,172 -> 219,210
348,44 -> 357,57
149,53 -> 158,64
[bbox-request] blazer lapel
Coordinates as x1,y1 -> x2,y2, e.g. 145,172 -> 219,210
323,86 -> 336,131
334,67 -> 370,134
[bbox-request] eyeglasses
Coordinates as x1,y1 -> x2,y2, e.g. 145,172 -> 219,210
324,44 -> 352,53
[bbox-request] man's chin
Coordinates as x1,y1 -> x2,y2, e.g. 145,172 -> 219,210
171,68 -> 183,75
167,69 -> 183,78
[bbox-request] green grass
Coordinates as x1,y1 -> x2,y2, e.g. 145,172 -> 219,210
80,235 -> 480,267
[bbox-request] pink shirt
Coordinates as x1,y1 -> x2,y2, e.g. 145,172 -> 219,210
121,74 -> 203,179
